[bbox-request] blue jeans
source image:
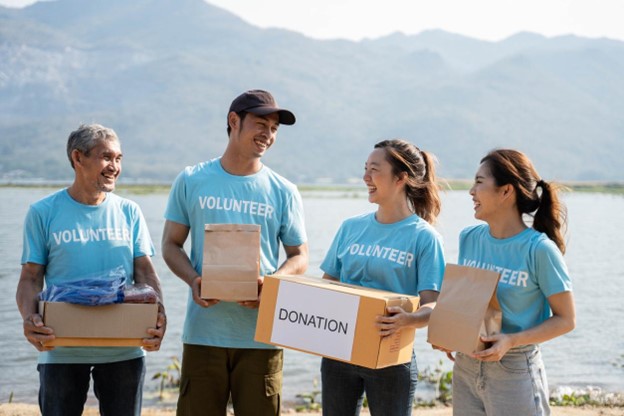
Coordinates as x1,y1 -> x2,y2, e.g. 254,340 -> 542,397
321,354 -> 417,416
38,357 -> 145,416
452,345 -> 550,416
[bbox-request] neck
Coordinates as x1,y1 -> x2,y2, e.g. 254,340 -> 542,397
487,212 -> 527,239
220,151 -> 263,176
67,184 -> 107,205
375,200 -> 412,224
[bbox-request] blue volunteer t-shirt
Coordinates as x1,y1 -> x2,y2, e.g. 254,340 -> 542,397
164,158 -> 307,349
320,212 -> 444,295
458,224 -> 572,334
21,189 -> 155,364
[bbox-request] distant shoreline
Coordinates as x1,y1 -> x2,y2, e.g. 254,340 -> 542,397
1,180 -> 624,195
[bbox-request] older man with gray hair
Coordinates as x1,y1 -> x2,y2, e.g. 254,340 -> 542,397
16,124 -> 166,416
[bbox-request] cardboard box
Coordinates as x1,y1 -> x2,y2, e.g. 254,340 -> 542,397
38,301 -> 158,347
255,275 -> 420,369
427,264 -> 502,354
201,224 -> 261,301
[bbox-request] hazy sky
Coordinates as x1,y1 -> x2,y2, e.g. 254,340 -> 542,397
2,0 -> 623,42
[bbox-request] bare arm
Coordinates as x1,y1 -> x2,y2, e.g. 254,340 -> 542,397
377,290 -> 439,336
275,242 -> 309,275
134,255 -> 163,301
162,219 -> 216,308
16,262 -> 55,351
133,255 -> 166,351
322,272 -> 338,281
473,291 -> 576,361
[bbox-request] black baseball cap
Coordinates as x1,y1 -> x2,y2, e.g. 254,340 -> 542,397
229,89 -> 296,125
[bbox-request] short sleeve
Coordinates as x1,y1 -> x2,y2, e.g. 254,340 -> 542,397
21,205 -> 48,266
319,223 -> 345,278
415,230 -> 445,293
279,188 -> 307,247
132,204 -> 155,258
534,239 -> 572,297
164,169 -> 191,226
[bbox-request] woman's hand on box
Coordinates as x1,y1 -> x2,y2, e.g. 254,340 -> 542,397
376,306 -> 412,337
471,333 -> 513,362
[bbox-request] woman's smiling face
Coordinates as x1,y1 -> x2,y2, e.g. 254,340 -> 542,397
469,162 -> 506,221
363,148 -> 403,205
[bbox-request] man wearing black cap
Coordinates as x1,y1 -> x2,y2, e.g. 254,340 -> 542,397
162,90 -> 309,415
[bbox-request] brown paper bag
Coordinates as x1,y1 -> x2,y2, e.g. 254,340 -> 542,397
201,224 -> 261,301
427,263 -> 502,354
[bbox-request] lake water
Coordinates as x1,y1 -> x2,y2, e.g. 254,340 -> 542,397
1,187 -> 623,406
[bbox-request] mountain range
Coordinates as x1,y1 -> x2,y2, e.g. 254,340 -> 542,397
1,0 -> 623,184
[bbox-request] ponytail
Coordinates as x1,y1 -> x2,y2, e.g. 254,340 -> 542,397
482,149 -> 567,253
413,150 -> 441,224
375,139 -> 441,224
533,180 -> 567,254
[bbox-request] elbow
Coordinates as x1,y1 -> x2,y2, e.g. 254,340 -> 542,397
560,314 -> 576,335
567,316 -> 576,333
296,259 -> 309,275
291,252 -> 309,275
161,241 -> 178,264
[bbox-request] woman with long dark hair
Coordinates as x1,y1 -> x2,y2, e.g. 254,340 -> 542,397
320,139 -> 445,416
450,149 -> 576,415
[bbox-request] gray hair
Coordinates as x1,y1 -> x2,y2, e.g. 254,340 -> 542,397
66,124 -> 119,169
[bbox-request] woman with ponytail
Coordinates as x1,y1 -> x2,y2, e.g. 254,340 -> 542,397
319,139 -> 445,416
448,149 -> 576,415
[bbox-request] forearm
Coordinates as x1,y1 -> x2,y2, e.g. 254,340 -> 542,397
16,264 -> 45,319
275,253 -> 308,275
162,242 -> 199,287
133,261 -> 164,302
507,314 -> 575,348
408,302 -> 436,329
274,243 -> 309,275
16,282 -> 41,320
506,291 -> 575,348
16,263 -> 55,350
407,290 -> 439,329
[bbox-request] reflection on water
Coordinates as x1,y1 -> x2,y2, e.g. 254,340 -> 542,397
1,188 -> 623,406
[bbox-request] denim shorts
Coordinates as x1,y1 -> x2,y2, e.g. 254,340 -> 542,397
37,357 -> 145,416
321,353 -> 418,416
452,345 -> 550,416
